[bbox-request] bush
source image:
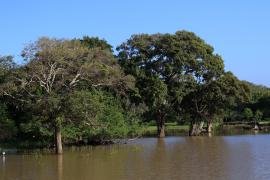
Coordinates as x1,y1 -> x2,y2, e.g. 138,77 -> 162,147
64,90 -> 143,144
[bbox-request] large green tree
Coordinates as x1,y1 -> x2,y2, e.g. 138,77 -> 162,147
182,72 -> 250,135
117,30 -> 225,137
2,37 -> 133,154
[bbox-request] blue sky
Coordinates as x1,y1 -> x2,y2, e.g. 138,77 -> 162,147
0,0 -> 269,86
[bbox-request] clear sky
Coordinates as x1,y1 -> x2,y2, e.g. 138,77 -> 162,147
0,0 -> 269,86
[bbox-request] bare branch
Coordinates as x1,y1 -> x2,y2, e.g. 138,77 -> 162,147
69,73 -> 81,87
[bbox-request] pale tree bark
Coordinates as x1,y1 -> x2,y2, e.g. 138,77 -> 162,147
157,123 -> 165,138
189,121 -> 204,136
207,121 -> 213,133
188,100 -> 208,136
55,125 -> 63,154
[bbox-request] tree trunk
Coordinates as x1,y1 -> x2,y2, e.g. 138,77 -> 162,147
55,126 -> 63,154
207,121 -> 213,133
157,111 -> 165,138
158,123 -> 165,138
189,121 -> 204,136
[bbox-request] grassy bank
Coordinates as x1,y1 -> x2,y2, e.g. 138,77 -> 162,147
142,122 -> 189,136
142,121 -> 270,137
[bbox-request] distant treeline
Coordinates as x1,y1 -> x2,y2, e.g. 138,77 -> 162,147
0,31 -> 269,154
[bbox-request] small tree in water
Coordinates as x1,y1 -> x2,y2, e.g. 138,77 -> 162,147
254,110 -> 263,128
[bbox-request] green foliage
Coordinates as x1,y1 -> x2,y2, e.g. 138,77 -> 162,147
224,83 -> 270,123
243,81 -> 270,103
251,96 -> 270,118
182,70 -> 251,127
19,116 -> 53,143
117,30 -> 226,129
79,36 -> 113,52
0,37 -> 138,149
0,103 -> 17,140
243,108 -> 253,121
254,110 -> 263,122
63,90 -> 140,143
0,56 -> 14,77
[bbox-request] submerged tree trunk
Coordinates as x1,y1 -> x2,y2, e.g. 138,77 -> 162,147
57,152 -> 63,179
157,122 -> 165,138
55,125 -> 63,154
189,121 -> 204,136
156,111 -> 165,138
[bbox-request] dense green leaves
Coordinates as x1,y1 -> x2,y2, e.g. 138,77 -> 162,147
0,103 -> 17,140
243,108 -> 254,121
62,90 -> 137,143
117,30 -> 231,136
79,36 -> 113,52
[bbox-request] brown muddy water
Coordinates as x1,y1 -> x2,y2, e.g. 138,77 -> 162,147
1,134 -> 270,180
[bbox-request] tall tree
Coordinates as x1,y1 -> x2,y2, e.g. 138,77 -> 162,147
117,30 -> 224,137
2,37 -> 133,154
117,31 -> 228,137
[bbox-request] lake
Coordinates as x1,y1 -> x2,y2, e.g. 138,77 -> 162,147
1,134 -> 270,180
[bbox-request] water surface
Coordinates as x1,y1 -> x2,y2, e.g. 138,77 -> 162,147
1,135 -> 270,180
